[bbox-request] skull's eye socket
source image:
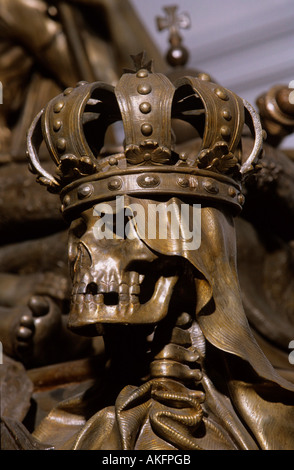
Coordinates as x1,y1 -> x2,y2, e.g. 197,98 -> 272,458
74,243 -> 92,272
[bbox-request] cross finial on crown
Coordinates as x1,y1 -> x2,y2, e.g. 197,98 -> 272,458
156,5 -> 191,67
156,5 -> 191,41
123,51 -> 153,74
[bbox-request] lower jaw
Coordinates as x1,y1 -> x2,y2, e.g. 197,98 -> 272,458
67,275 -> 179,335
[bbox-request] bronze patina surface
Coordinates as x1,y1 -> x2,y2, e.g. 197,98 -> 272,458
1,2 -> 294,451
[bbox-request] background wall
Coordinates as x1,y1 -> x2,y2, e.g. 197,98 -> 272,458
131,0 -> 294,148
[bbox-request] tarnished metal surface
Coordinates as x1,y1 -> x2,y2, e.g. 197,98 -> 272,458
1,1 -> 294,452
24,53 -> 294,450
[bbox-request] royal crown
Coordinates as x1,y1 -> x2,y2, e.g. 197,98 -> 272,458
27,52 -> 262,219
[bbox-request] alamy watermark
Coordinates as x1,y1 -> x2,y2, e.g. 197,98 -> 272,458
93,196 -> 201,250
0,81 -> 2,104
0,340 -> 2,365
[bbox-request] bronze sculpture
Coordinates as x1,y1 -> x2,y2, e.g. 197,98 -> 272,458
21,51 -> 294,450
1,2 -> 294,452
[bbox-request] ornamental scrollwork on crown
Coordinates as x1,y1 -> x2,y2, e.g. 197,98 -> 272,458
196,141 -> 241,175
56,154 -> 97,181
125,141 -> 172,165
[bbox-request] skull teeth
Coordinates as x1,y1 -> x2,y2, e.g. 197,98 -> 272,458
77,282 -> 87,294
72,281 -> 141,306
73,271 -> 145,294
119,293 -> 129,304
129,272 -> 139,285
72,271 -> 146,304
129,284 -> 140,295
69,275 -> 179,328
94,294 -> 104,304
119,284 -> 129,294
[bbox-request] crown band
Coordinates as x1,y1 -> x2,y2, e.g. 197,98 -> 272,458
60,166 -> 243,219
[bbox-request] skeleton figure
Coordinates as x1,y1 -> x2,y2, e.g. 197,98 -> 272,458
26,54 -> 294,450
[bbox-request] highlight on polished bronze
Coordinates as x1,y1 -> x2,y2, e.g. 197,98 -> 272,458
1,1 -> 294,452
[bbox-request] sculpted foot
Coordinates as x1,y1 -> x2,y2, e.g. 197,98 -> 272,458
14,295 -> 62,367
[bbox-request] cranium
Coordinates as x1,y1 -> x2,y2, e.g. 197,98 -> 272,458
67,200 -> 183,335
